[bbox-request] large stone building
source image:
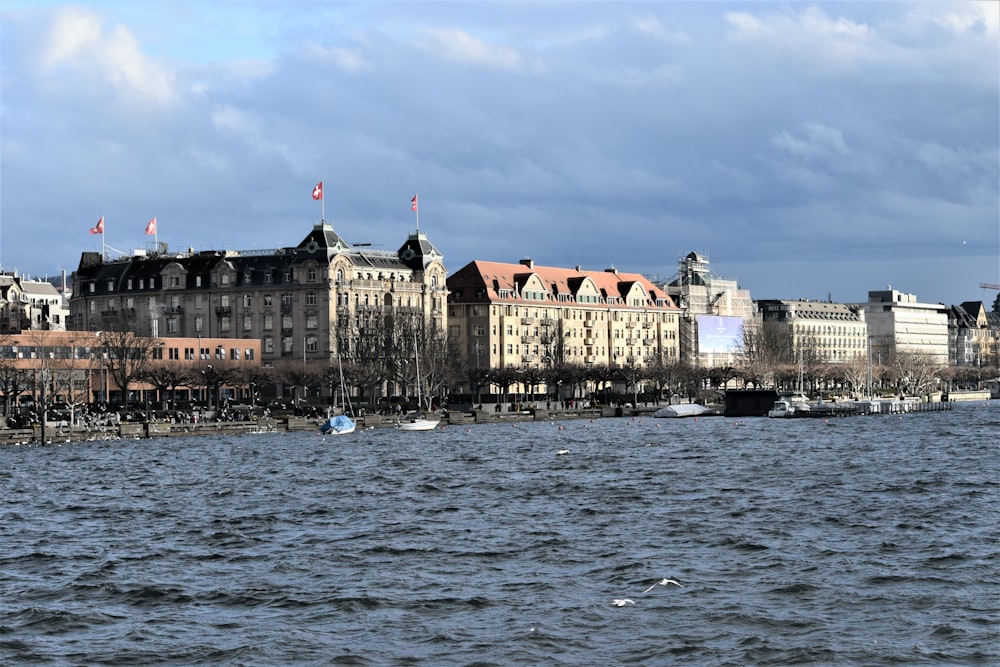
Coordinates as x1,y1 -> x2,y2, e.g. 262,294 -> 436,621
757,299 -> 868,363
68,222 -> 448,365
664,252 -> 755,367
447,258 -> 681,386
861,289 -> 949,365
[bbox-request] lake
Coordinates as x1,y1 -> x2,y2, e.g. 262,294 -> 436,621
2,402 -> 997,665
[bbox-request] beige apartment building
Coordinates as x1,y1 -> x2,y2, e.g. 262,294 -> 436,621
447,259 -> 681,387
757,299 -> 868,363
68,222 -> 448,365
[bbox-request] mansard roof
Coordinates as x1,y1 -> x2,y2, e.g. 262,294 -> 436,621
447,260 -> 678,309
397,230 -> 443,271
72,222 -> 444,294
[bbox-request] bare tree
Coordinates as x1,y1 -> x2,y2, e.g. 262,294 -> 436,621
144,360 -> 192,410
98,312 -> 156,411
0,335 -> 32,418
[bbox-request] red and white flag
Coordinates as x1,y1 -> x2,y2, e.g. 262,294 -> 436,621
145,217 -> 157,235
312,181 -> 323,200
411,193 -> 418,212
90,216 -> 104,235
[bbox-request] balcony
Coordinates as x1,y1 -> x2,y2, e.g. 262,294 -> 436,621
215,306 -> 232,315
163,305 -> 184,314
521,317 -> 535,325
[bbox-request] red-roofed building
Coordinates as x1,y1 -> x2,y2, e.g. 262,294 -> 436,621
447,259 -> 681,392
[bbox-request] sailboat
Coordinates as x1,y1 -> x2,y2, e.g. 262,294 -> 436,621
396,334 -> 440,431
320,355 -> 356,435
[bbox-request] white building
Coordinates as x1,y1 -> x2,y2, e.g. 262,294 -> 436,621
862,289 -> 949,365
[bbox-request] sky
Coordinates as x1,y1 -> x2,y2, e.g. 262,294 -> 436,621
1,1 -> 997,306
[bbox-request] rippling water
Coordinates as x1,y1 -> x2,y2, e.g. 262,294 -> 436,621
2,402 -> 998,665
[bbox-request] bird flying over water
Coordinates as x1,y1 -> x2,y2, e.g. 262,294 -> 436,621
643,578 -> 683,593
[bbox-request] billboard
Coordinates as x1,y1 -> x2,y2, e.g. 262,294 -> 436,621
697,315 -> 744,354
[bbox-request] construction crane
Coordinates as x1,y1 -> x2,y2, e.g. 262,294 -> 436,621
980,283 -> 1000,291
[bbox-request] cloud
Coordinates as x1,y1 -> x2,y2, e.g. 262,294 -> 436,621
418,27 -> 525,70
40,6 -> 177,105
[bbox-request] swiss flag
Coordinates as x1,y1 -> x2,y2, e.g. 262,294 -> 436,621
411,193 -> 418,212
312,181 -> 323,200
145,217 -> 157,235
90,216 -> 104,235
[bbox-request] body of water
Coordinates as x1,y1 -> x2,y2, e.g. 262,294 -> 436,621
2,402 -> 998,665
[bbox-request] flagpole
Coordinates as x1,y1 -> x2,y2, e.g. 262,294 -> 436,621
102,223 -> 106,261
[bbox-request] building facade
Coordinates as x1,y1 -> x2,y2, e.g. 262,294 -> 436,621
756,299 -> 868,363
664,252 -> 755,367
0,330 -> 260,413
447,259 -> 681,380
861,289 -> 949,365
949,301 -> 1000,367
68,223 -> 448,365
0,273 -> 69,333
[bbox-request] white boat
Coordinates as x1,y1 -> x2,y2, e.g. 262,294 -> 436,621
652,403 -> 712,418
396,334 -> 440,431
319,355 -> 356,435
395,413 -> 440,431
767,395 -> 810,418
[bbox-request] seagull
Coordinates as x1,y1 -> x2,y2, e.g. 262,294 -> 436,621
612,598 -> 635,606
643,578 -> 683,593
557,449 -> 570,455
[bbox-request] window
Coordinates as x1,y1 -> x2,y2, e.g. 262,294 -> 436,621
306,314 -> 318,329
263,337 -> 274,353
106,280 -> 114,290
263,294 -> 273,307
167,318 -> 177,333
195,276 -> 202,287
282,315 -> 293,330
194,317 -> 203,333
243,315 -> 253,331
282,337 -> 293,354
230,348 -> 241,360
307,267 -> 317,282
221,273 -> 230,285
246,348 -> 255,360
220,294 -> 230,307
306,336 -> 318,352
184,347 -> 195,360
216,346 -> 225,360
220,316 -> 230,332
305,291 -> 317,306
281,293 -> 293,309
263,314 -> 273,331
243,294 -> 252,308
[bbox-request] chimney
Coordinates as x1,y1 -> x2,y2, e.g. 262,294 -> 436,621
605,266 -> 619,276
519,258 -> 534,270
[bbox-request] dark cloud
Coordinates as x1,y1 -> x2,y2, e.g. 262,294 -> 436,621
1,2 -> 996,304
